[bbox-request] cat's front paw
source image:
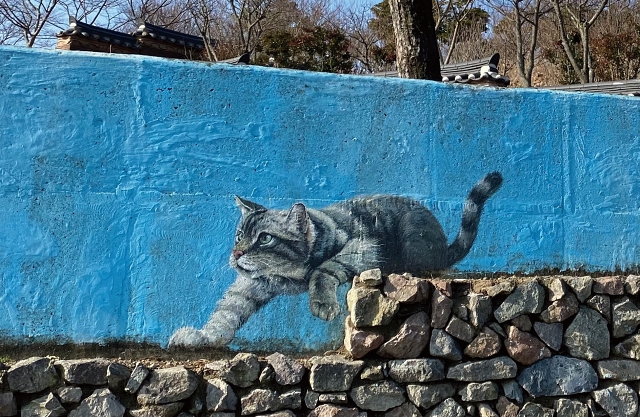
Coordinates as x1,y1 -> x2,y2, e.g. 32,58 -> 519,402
310,298 -> 341,321
169,327 -> 212,347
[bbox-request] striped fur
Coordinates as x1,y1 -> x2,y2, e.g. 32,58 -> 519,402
169,172 -> 502,347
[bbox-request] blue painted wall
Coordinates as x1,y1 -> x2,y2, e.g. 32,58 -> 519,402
0,47 -> 638,349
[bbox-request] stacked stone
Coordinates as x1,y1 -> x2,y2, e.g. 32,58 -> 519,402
2,273 -> 640,417
344,270 -> 640,417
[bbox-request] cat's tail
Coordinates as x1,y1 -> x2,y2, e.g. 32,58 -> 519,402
446,172 -> 503,267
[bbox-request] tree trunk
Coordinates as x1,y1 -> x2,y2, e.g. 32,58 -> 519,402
389,0 -> 441,81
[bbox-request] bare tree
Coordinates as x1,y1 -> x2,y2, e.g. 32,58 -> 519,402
60,0 -> 123,27
340,5 -> 383,72
486,0 -> 551,86
116,0 -> 192,31
0,0 -> 61,46
436,0 -> 477,64
228,0 -> 277,53
186,0 -> 218,60
589,0 -> 640,81
0,19 -> 22,44
550,0 -> 609,83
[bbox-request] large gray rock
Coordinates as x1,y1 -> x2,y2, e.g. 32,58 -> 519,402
384,273 -> 430,303
504,326 -> 551,365
464,327 -> 501,359
625,275 -> 640,294
21,393 -> 66,417
385,402 -> 422,417
554,398 -> 588,417
539,293 -> 579,323
224,353 -> 261,388
265,352 -> 304,385
241,389 -> 278,415
309,356 -> 364,392
614,334 -> 640,359
356,268 -> 384,287
592,383 -> 638,417
106,362 -> 131,393
517,356 -> 598,397
564,306 -> 610,360
431,289 -> 453,329
347,287 -> 399,327
428,398 -> 465,417
468,294 -> 492,329
501,380 -> 523,404
137,366 -> 199,405
318,393 -> 348,405
406,383 -> 455,410
429,329 -> 462,361
206,378 -> 238,412
532,322 -> 563,351
496,397 -> 519,417
0,392 -> 17,416
305,390 -> 320,409
612,298 -> 640,338
56,358 -> 111,385
308,404 -> 362,417
360,364 -> 385,381
446,357 -> 517,382
350,380 -> 405,411
597,359 -> 640,381
493,281 -> 545,323
344,316 -> 385,359
586,294 -> 611,322
510,315 -> 532,332
564,276 -> 593,302
129,403 -> 184,417
57,386 -> 83,404
240,388 -> 301,415
593,276 -> 624,295
387,359 -> 445,383
458,382 -> 499,402
544,277 -> 567,301
6,357 -> 59,393
378,312 -> 430,359
125,363 -> 151,394
255,411 -> 296,417
444,316 -> 476,343
477,403 -> 498,417
517,403 -> 553,417
484,281 -> 515,297
69,388 -> 126,417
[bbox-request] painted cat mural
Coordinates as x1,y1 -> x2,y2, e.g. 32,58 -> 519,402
169,172 -> 503,347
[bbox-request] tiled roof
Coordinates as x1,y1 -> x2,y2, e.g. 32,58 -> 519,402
56,17 -> 138,49
133,20 -> 216,50
372,53 -> 510,86
543,79 -> 640,97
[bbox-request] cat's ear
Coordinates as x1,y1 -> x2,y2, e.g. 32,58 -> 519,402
234,196 -> 266,216
287,203 -> 309,233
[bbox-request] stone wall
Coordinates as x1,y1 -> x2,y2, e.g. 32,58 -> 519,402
3,271 -> 640,416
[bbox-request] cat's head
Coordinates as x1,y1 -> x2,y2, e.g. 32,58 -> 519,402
229,196 -> 315,283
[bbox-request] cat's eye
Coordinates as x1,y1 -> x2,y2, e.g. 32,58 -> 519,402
258,233 -> 273,245
235,231 -> 243,243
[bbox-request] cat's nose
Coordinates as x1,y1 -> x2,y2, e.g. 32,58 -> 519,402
232,250 -> 244,259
